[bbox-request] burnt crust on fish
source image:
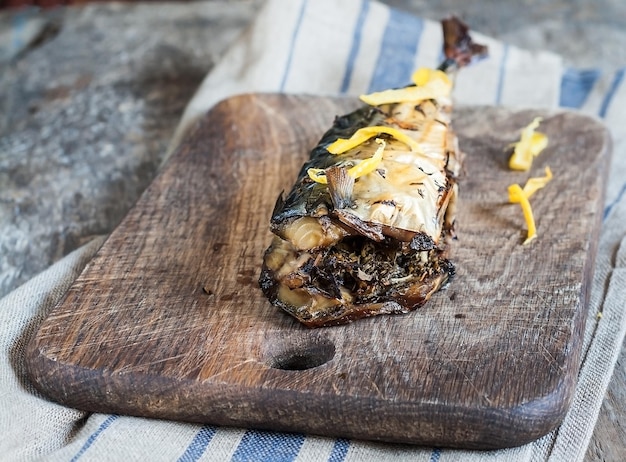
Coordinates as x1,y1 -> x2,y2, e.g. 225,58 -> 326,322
260,235 -> 454,327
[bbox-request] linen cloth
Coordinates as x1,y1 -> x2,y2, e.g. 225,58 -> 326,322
2,0 -> 626,460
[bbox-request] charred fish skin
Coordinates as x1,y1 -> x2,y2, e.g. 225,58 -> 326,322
260,17 -> 486,327
270,106 -> 385,231
260,235 -> 456,327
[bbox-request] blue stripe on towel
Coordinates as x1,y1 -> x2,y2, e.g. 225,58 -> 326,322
177,426 -> 218,462
327,438 -> 350,462
11,11 -> 26,56
429,447 -> 442,462
604,182 -> 626,221
367,9 -> 424,92
280,0 -> 308,91
598,67 -> 625,118
559,68 -> 602,108
231,430 -> 305,462
495,44 -> 509,104
339,0 -> 370,93
70,415 -> 119,462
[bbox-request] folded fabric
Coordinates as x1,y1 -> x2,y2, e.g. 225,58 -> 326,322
2,0 -> 625,461
173,0 -> 565,150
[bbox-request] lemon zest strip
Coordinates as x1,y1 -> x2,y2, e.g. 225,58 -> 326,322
307,168 -> 328,184
508,184 -> 537,245
411,67 -> 451,87
308,139 -> 386,185
508,117 -> 549,171
508,167 -> 553,244
327,126 -> 420,154
522,166 -> 553,198
348,138 -> 385,178
359,67 -> 452,106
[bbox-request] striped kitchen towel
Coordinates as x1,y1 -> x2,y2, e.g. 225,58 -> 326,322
2,0 -> 625,461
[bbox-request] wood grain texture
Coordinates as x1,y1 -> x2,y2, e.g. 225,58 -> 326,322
25,94 -> 610,449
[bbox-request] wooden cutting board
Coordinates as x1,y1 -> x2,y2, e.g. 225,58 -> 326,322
26,94 -> 610,450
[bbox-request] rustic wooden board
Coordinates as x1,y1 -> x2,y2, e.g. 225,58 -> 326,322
25,94 -> 610,449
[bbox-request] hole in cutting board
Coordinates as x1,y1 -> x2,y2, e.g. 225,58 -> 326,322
265,336 -> 335,371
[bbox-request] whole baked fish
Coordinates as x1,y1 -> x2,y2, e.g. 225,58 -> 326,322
260,17 -> 487,327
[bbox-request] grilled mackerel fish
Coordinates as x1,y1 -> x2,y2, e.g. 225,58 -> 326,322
260,18 -> 486,327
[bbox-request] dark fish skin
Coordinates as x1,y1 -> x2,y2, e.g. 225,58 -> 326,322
270,106 -> 386,237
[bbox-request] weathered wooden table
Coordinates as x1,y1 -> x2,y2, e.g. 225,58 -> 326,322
1,1 -> 624,459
